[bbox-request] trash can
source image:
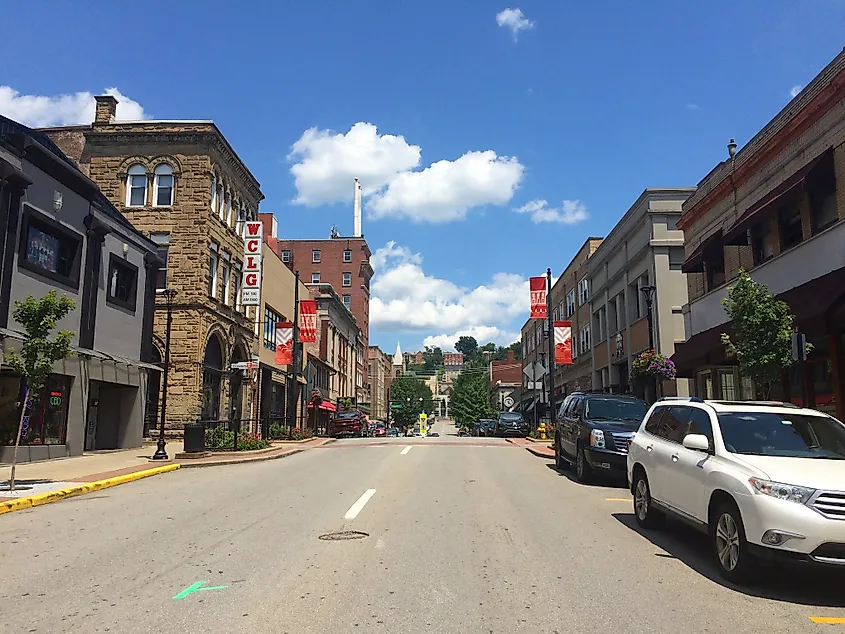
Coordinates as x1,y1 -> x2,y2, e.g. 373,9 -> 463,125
183,422 -> 205,453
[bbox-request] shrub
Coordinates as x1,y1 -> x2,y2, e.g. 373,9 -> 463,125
269,422 -> 285,440
287,427 -> 313,441
237,432 -> 270,451
205,425 -> 234,449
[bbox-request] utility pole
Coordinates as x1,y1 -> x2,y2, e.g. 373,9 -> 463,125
287,271 -> 300,432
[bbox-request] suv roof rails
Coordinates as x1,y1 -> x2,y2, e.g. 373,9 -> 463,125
711,400 -> 801,409
657,396 -> 706,403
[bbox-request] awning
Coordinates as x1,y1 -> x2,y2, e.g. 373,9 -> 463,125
307,400 -> 336,412
671,325 -> 733,378
681,230 -> 723,273
723,149 -> 832,245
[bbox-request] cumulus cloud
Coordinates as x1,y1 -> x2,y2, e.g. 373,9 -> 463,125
367,151 -> 524,223
422,327 -> 520,351
287,122 -> 421,205
496,8 -> 535,40
370,241 -> 530,336
789,85 -> 802,98
515,199 -> 589,224
288,123 -> 525,223
0,86 -> 147,127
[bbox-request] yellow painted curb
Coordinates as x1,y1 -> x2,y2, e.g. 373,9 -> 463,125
810,617 -> 845,624
0,463 -> 180,516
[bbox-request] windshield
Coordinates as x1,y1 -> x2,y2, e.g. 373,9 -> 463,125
718,412 -> 845,459
584,398 -> 647,422
334,411 -> 360,420
500,413 -> 524,422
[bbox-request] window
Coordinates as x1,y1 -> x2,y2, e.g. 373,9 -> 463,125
263,306 -> 282,350
218,186 -> 226,222
705,249 -> 725,291
281,250 -> 291,263
566,290 -> 576,317
644,407 -> 666,436
343,249 -> 352,263
811,168 -> 839,234
750,220 -> 774,265
687,408 -> 714,444
311,272 -> 320,284
233,261 -> 242,309
221,252 -> 231,305
778,203 -> 803,251
579,326 -> 591,354
208,242 -> 219,298
343,294 -> 351,310
343,272 -> 352,287
210,172 -> 218,214
578,278 -> 590,305
654,406 -> 689,443
106,254 -> 138,311
0,374 -> 71,446
718,412 -> 845,458
312,249 -> 321,263
151,233 -> 169,290
126,164 -> 147,207
153,164 -> 174,207
19,209 -> 82,287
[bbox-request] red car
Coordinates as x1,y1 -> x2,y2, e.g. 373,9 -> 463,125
373,424 -> 386,437
330,410 -> 367,437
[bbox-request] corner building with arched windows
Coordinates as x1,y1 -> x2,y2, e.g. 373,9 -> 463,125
42,96 -> 264,432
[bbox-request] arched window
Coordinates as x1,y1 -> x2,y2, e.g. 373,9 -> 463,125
218,184 -> 227,221
125,164 -> 147,207
226,194 -> 234,228
153,164 -> 174,207
210,172 -> 218,214
237,202 -> 246,236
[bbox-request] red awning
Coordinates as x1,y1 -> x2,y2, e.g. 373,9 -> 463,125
681,230 -> 723,274
308,400 -> 336,412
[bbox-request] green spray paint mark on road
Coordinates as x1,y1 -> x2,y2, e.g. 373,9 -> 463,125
173,581 -> 229,600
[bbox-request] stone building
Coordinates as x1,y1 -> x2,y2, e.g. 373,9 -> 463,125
367,346 -> 392,422
587,189 -> 695,400
0,114 -> 158,462
673,49 -> 845,418
42,95 -> 264,432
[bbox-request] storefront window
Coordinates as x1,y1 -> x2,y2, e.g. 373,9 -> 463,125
0,374 -> 71,446
696,370 -> 713,399
718,369 -> 737,400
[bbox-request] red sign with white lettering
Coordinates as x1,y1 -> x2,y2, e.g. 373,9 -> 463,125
298,300 -> 317,343
529,277 -> 547,319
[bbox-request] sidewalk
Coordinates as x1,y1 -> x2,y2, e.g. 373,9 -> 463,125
507,437 -> 555,459
1,437 -> 332,514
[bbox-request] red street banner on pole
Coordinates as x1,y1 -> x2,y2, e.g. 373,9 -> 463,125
298,300 -> 317,343
529,277 -> 547,319
275,321 -> 293,365
554,321 -> 573,365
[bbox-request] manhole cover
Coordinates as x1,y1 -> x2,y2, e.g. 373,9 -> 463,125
318,530 -> 369,541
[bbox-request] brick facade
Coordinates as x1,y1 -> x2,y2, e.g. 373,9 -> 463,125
367,346 -> 392,421
42,96 -> 264,432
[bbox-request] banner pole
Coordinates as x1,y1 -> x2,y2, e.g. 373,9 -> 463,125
546,268 -> 556,431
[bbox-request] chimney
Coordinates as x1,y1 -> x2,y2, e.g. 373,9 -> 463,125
507,350 -> 515,361
353,177 -> 362,237
94,95 -> 118,124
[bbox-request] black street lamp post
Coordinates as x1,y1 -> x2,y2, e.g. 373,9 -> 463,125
640,285 -> 657,351
539,350 -> 547,424
152,288 -> 177,461
546,268 -> 556,432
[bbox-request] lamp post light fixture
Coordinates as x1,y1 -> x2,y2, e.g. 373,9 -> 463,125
640,285 -> 657,351
727,138 -> 737,160
152,288 -> 177,460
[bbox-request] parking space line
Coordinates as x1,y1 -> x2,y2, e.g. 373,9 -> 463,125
401,446 -> 412,455
810,617 -> 845,624
344,489 -> 377,520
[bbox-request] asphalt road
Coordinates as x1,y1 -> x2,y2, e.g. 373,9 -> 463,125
2,418 -> 845,633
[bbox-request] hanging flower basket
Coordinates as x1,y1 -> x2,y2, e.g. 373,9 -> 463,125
631,349 -> 676,381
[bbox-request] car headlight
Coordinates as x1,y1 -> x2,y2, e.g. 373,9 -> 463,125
589,429 -> 605,448
748,477 -> 815,504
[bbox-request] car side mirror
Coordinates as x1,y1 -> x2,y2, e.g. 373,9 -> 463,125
682,433 -> 710,452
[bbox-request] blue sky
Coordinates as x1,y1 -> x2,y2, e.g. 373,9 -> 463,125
2,1 -> 844,353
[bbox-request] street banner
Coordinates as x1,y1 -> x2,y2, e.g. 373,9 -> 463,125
529,276 -> 547,319
242,220 -> 263,306
554,321 -> 573,365
275,321 -> 293,365
298,300 -> 317,343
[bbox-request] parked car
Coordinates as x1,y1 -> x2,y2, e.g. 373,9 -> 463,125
628,397 -> 845,582
329,410 -> 368,438
373,424 -> 386,437
554,392 -> 648,483
386,427 -> 400,437
475,419 -> 496,437
495,412 -> 529,437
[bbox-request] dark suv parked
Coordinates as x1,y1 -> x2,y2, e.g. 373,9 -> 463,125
495,412 -> 529,437
554,392 -> 648,482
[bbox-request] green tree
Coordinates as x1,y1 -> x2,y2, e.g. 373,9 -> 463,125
4,291 -> 75,491
455,336 -> 478,359
422,345 -> 443,371
450,370 -> 493,427
389,376 -> 433,430
720,269 -> 807,398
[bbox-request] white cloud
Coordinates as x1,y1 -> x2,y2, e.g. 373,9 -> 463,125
288,123 -> 525,223
685,103 -> 701,111
423,327 -> 520,351
288,122 -> 421,206
367,151 -> 524,223
370,241 -> 530,337
789,85 -> 802,98
0,86 -> 147,127
496,8 -> 535,40
515,199 -> 589,224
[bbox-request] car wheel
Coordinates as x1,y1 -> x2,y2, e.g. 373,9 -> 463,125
712,501 -> 755,583
554,435 -> 567,471
575,444 -> 592,483
633,471 -> 665,529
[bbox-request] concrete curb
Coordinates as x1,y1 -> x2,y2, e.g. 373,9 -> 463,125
177,447 -> 305,468
525,446 -> 555,460
0,464 -> 180,516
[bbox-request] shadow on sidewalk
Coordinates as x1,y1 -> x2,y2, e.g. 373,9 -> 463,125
612,511 -> 845,607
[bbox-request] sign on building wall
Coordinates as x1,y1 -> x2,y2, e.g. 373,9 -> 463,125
299,300 -> 317,343
242,220 -> 263,306
529,276 -> 547,319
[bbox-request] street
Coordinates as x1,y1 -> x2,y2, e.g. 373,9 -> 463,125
2,419 -> 845,633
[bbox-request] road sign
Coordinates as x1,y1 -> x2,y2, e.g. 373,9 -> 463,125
231,361 -> 258,370
522,361 -> 547,381
390,403 -> 403,410
503,396 -> 515,408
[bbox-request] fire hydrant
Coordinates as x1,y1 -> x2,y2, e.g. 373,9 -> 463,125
538,422 -> 547,440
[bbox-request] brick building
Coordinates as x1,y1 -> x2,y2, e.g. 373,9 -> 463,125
489,350 -> 522,411
673,49 -> 845,418
42,95 -> 264,432
367,346 -> 392,421
261,216 -> 373,394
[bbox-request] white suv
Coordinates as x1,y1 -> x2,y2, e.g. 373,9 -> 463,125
627,398 -> 845,582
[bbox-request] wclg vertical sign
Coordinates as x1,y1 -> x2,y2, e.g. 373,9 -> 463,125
242,221 -> 263,306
